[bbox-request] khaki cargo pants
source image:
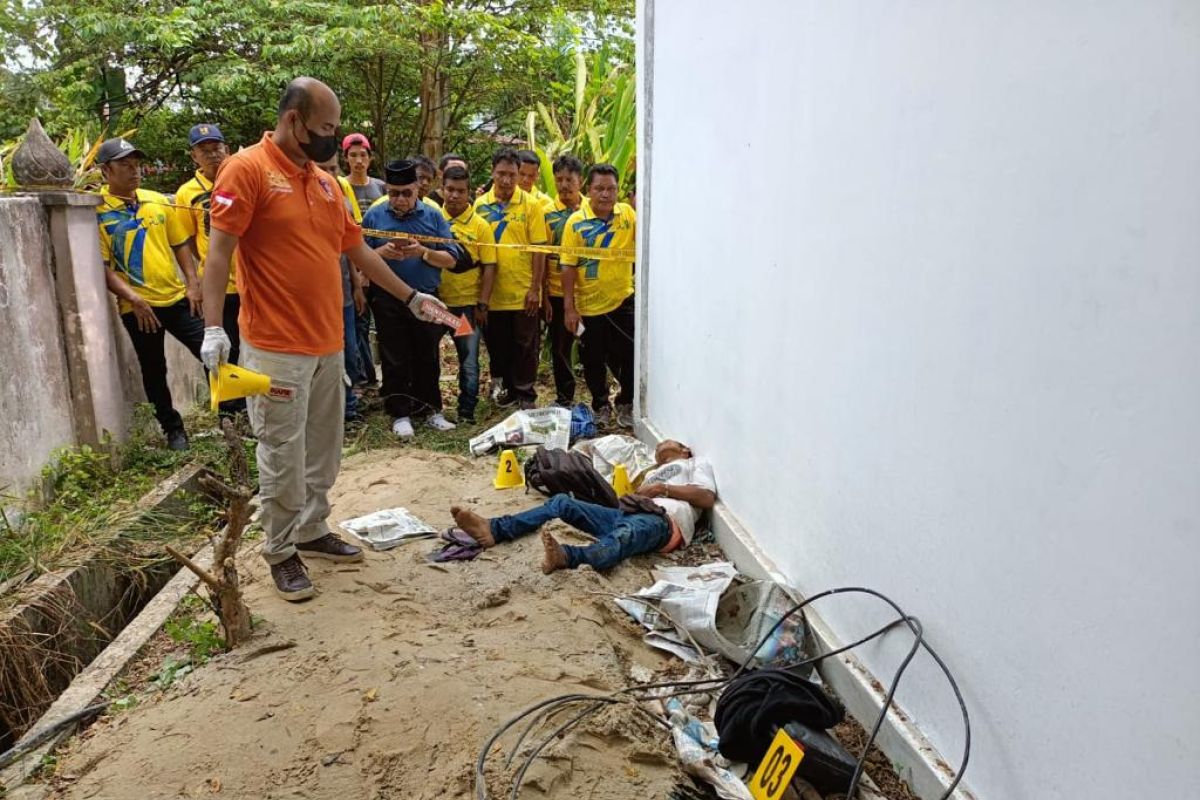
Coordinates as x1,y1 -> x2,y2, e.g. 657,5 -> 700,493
241,341 -> 344,566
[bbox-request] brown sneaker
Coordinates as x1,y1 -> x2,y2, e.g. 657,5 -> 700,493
271,554 -> 315,602
296,533 -> 364,563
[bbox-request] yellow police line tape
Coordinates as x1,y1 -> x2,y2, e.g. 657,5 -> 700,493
360,227 -> 636,262
2,185 -> 636,262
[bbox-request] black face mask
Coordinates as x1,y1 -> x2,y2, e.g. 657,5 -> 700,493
294,116 -> 338,163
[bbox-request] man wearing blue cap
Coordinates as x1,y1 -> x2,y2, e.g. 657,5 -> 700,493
95,136 -> 204,450
176,124 -> 243,416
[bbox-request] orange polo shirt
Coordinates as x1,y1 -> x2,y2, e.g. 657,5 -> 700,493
210,132 -> 364,356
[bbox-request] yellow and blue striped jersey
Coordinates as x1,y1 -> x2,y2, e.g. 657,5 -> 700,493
97,186 -> 189,311
560,202 -> 635,317
544,196 -> 589,298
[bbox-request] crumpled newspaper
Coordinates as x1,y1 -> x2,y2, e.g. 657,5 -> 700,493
339,507 -> 437,550
572,433 -> 656,482
615,563 -> 739,664
468,407 -> 571,456
615,563 -> 806,669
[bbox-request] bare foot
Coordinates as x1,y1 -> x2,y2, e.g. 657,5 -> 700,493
540,531 -> 568,574
450,505 -> 495,548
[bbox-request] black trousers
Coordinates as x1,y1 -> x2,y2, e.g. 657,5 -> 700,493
370,288 -> 445,419
547,295 -> 576,405
483,309 -> 541,403
580,295 -> 635,410
120,299 -> 205,433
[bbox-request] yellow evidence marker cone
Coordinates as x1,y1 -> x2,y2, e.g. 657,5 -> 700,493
493,449 -> 525,489
612,463 -> 633,497
209,363 -> 272,412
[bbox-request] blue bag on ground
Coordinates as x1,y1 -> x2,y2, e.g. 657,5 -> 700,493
570,403 -> 597,442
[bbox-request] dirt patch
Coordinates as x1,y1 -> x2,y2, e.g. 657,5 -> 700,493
41,449 -> 688,800
832,718 -> 920,800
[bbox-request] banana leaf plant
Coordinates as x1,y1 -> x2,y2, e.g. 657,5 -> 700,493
525,46 -> 635,200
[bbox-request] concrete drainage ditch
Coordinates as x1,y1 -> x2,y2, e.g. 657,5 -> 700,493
0,463 -> 221,783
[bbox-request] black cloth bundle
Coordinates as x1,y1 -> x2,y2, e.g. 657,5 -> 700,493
714,668 -> 844,765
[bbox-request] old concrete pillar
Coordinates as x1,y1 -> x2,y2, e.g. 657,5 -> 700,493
39,191 -> 133,445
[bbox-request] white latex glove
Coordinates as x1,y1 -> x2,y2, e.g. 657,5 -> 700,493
200,326 -> 231,372
407,291 -> 446,322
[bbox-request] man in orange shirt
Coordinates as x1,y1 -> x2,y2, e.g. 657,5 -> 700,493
199,77 -> 444,602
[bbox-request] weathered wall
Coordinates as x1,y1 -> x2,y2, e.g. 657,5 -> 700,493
0,198 -> 77,495
639,2 -> 1200,799
0,193 -> 209,496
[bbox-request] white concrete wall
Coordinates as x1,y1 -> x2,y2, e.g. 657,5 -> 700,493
639,2 -> 1200,798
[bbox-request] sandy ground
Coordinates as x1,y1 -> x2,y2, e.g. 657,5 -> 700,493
44,449 -> 692,800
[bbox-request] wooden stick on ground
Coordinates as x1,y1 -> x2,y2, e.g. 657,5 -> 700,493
168,418 -> 253,647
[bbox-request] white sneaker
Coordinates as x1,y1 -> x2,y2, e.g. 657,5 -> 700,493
391,417 -> 415,438
426,412 -> 457,431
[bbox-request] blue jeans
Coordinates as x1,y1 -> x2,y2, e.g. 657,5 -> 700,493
343,304 -> 359,420
491,494 -> 669,571
353,306 -> 375,385
449,305 -> 481,420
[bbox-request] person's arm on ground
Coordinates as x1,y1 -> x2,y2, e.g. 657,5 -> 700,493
105,270 -> 160,332
637,483 -> 717,510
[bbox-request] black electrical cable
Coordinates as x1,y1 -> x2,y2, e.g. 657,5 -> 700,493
474,694 -> 618,800
477,587 -> 971,800
509,700 -> 610,799
845,617 -> 924,798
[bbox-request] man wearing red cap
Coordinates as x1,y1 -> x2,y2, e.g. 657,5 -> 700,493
341,132 -> 384,388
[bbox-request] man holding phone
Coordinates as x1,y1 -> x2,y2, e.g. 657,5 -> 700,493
361,159 -> 460,437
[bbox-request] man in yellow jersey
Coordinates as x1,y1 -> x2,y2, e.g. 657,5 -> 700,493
427,152 -> 467,207
438,165 -> 497,423
543,154 -> 586,407
175,123 -> 244,418
560,163 -> 636,429
96,137 -> 205,451
475,148 -> 549,408
516,149 -> 554,208
315,152 -> 366,423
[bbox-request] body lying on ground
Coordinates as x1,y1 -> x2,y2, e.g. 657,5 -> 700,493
451,439 -> 717,573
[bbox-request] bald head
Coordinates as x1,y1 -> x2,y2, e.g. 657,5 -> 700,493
274,77 -> 342,167
278,77 -> 339,121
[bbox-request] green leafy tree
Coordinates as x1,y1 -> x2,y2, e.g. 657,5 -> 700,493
1,0 -> 633,187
